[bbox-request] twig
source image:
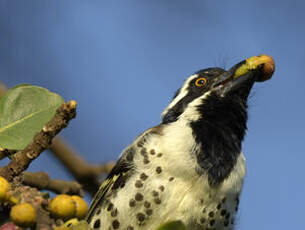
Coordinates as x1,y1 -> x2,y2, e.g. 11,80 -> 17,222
0,101 -> 77,181
0,148 -> 17,160
22,171 -> 83,195
50,137 -> 114,196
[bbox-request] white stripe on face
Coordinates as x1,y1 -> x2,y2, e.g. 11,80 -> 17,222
179,91 -> 211,122
161,74 -> 198,118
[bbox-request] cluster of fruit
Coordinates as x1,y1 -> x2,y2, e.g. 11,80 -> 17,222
0,176 -> 88,229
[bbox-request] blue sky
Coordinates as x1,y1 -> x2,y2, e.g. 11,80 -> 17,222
1,1 -> 305,229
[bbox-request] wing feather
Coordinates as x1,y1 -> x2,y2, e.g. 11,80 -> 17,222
86,157 -> 134,221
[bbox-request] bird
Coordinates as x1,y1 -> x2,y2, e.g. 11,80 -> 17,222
86,55 -> 275,230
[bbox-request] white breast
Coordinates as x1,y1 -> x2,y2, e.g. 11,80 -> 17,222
89,121 -> 246,230
125,122 -> 246,229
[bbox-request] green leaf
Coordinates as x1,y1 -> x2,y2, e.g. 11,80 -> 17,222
156,220 -> 186,230
0,84 -> 64,150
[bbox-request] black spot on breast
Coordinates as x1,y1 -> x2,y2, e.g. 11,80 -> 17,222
209,219 -> 215,226
129,199 -> 136,207
200,217 -> 206,224
208,211 -> 214,218
137,213 -> 146,222
135,180 -> 143,188
125,148 -> 135,162
107,203 -> 113,211
150,149 -> 156,155
112,219 -> 120,229
127,226 -> 134,230
169,177 -> 174,181
93,219 -> 101,228
143,158 -> 150,164
224,220 -> 229,227
159,185 -> 165,192
144,201 -> 151,208
156,166 -> 162,174
96,208 -> 101,215
157,153 -> 163,158
146,209 -> 153,216
152,190 -> 159,197
154,197 -> 161,204
111,208 -> 118,217
140,148 -> 147,157
217,203 -> 222,210
140,173 -> 148,181
136,131 -> 154,148
135,193 -> 144,201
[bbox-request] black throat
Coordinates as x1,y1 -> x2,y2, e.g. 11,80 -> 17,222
190,93 -> 248,186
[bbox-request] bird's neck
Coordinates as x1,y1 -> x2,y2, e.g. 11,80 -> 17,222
190,95 -> 248,186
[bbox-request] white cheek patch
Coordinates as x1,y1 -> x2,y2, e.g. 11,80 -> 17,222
179,91 -> 211,122
161,74 -> 198,118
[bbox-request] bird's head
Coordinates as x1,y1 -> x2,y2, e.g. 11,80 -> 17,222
161,54 -> 275,185
161,54 -> 275,124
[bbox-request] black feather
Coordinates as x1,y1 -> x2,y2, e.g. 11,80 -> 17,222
191,93 -> 248,186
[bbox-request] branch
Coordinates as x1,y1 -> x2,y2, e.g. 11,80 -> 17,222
0,101 -> 77,181
22,171 -> 83,196
0,83 -> 114,197
50,137 -> 114,196
0,148 -> 16,160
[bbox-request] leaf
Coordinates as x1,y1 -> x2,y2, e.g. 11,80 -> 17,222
156,220 -> 186,230
0,84 -> 64,150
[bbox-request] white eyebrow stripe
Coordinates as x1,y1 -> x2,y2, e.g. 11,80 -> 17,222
161,74 -> 198,118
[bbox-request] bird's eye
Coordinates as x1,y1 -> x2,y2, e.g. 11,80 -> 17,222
195,77 -> 207,87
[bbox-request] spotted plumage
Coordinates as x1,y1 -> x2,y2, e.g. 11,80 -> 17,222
86,56 -> 275,230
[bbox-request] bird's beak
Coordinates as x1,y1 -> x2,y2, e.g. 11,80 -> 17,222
212,54 -> 275,99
